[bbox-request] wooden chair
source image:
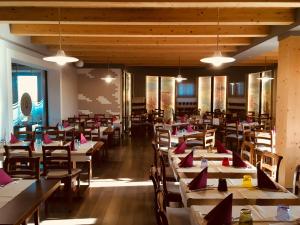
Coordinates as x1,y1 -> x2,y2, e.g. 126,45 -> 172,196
15,131 -> 35,141
155,128 -> 171,154
254,130 -> 275,163
84,120 -> 100,141
260,151 -> 283,182
79,114 -> 90,120
184,129 -> 215,149
293,165 -> 300,195
240,141 -> 255,165
242,123 -> 253,142
247,111 -> 256,121
42,145 -> 81,205
152,141 -> 159,168
225,122 -> 243,151
45,130 -> 66,141
6,157 -> 40,179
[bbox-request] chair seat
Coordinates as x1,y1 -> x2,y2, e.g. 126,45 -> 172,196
46,168 -> 81,179
226,134 -> 243,139
166,181 -> 180,194
166,207 -> 191,225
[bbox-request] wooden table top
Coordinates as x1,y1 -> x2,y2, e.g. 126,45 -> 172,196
0,179 -> 60,225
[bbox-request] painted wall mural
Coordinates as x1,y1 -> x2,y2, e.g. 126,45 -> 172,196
77,68 -> 121,115
213,76 -> 227,111
146,76 -> 159,111
160,77 -> 175,111
248,72 -> 261,115
198,76 -> 211,114
261,71 -> 272,114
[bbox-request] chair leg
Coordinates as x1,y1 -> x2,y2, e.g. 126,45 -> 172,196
33,208 -> 40,225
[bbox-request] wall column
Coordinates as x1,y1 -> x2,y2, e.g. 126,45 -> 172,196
276,35 -> 300,187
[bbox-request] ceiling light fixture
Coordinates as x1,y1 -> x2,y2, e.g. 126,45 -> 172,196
257,56 -> 274,82
101,61 -> 116,84
175,56 -> 187,83
43,8 -> 79,66
200,8 -> 235,67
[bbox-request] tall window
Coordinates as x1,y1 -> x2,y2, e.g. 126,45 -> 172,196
160,77 -> 175,111
12,63 -> 47,129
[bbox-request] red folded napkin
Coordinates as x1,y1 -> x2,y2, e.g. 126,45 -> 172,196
80,133 -> 87,144
43,134 -> 53,144
171,127 -> 178,135
10,133 -> 19,144
179,151 -> 193,168
204,193 -> 233,225
29,140 -> 35,151
63,121 -> 70,128
257,165 -> 278,190
215,140 -> 229,154
232,151 -> 247,168
188,167 -> 208,190
70,140 -> 75,151
0,169 -> 13,186
187,124 -> 194,133
173,142 -> 187,154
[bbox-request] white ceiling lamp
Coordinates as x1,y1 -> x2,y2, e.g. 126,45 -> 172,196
101,62 -> 116,84
257,57 -> 274,82
175,56 -> 187,83
200,8 -> 235,67
43,8 -> 79,66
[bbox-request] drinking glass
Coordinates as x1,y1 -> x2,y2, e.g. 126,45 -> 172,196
239,208 -> 253,225
276,205 -> 290,221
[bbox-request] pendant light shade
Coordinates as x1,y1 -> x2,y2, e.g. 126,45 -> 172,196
200,8 -> 235,67
175,56 -> 187,82
43,8 -> 79,66
101,61 -> 116,83
200,50 -> 235,67
43,49 -> 79,66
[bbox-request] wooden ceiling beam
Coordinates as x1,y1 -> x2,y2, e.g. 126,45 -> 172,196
47,45 -> 238,52
11,24 -> 269,37
1,1 -> 300,8
32,36 -> 251,46
0,8 -> 294,25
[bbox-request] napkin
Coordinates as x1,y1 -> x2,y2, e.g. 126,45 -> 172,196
0,169 -> 13,186
43,134 -> 53,144
179,151 -> 193,168
204,193 -> 233,225
257,165 -> 278,190
173,141 -> 187,154
172,127 -> 178,135
188,167 -> 208,190
80,133 -> 87,144
63,121 -> 70,128
187,124 -> 194,133
232,151 -> 247,168
10,133 -> 19,144
215,140 -> 229,154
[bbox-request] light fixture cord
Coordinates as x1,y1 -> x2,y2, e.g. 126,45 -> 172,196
179,56 -> 181,75
217,8 -> 220,51
58,8 -> 62,50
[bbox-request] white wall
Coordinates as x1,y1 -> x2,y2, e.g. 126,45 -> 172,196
0,24 -> 78,139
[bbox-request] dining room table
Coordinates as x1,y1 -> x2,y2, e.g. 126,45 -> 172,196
170,131 -> 203,144
189,204 -> 300,225
170,157 -> 257,180
179,178 -> 300,207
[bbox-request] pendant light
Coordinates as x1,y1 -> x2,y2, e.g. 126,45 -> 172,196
175,56 -> 187,82
43,8 -> 79,66
257,56 -> 274,82
101,61 -> 116,83
200,8 -> 235,67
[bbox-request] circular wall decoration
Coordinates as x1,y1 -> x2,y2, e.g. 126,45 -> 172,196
20,93 -> 32,116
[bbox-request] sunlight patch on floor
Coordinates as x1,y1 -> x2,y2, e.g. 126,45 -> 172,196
29,218 -> 97,225
84,178 -> 152,188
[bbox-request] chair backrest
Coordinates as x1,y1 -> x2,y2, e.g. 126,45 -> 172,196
4,145 -> 33,171
204,129 -> 216,148
152,141 -> 159,168
241,141 -> 255,164
293,165 -> 300,195
45,130 -> 66,141
79,114 -> 89,119
15,131 -> 35,141
159,153 -> 168,196
6,157 -> 40,180
42,145 -> 72,176
225,122 -> 239,136
254,130 -> 274,152
155,128 -> 171,150
260,151 -> 283,182
242,124 -> 252,142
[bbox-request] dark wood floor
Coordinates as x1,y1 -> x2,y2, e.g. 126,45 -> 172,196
44,133 -> 156,225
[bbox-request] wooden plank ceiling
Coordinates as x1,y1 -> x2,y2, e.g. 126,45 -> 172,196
1,0 -> 294,66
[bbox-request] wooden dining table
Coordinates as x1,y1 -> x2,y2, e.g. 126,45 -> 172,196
179,178 -> 300,207
170,157 -> 257,179
0,179 -> 60,225
189,204 -> 300,225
